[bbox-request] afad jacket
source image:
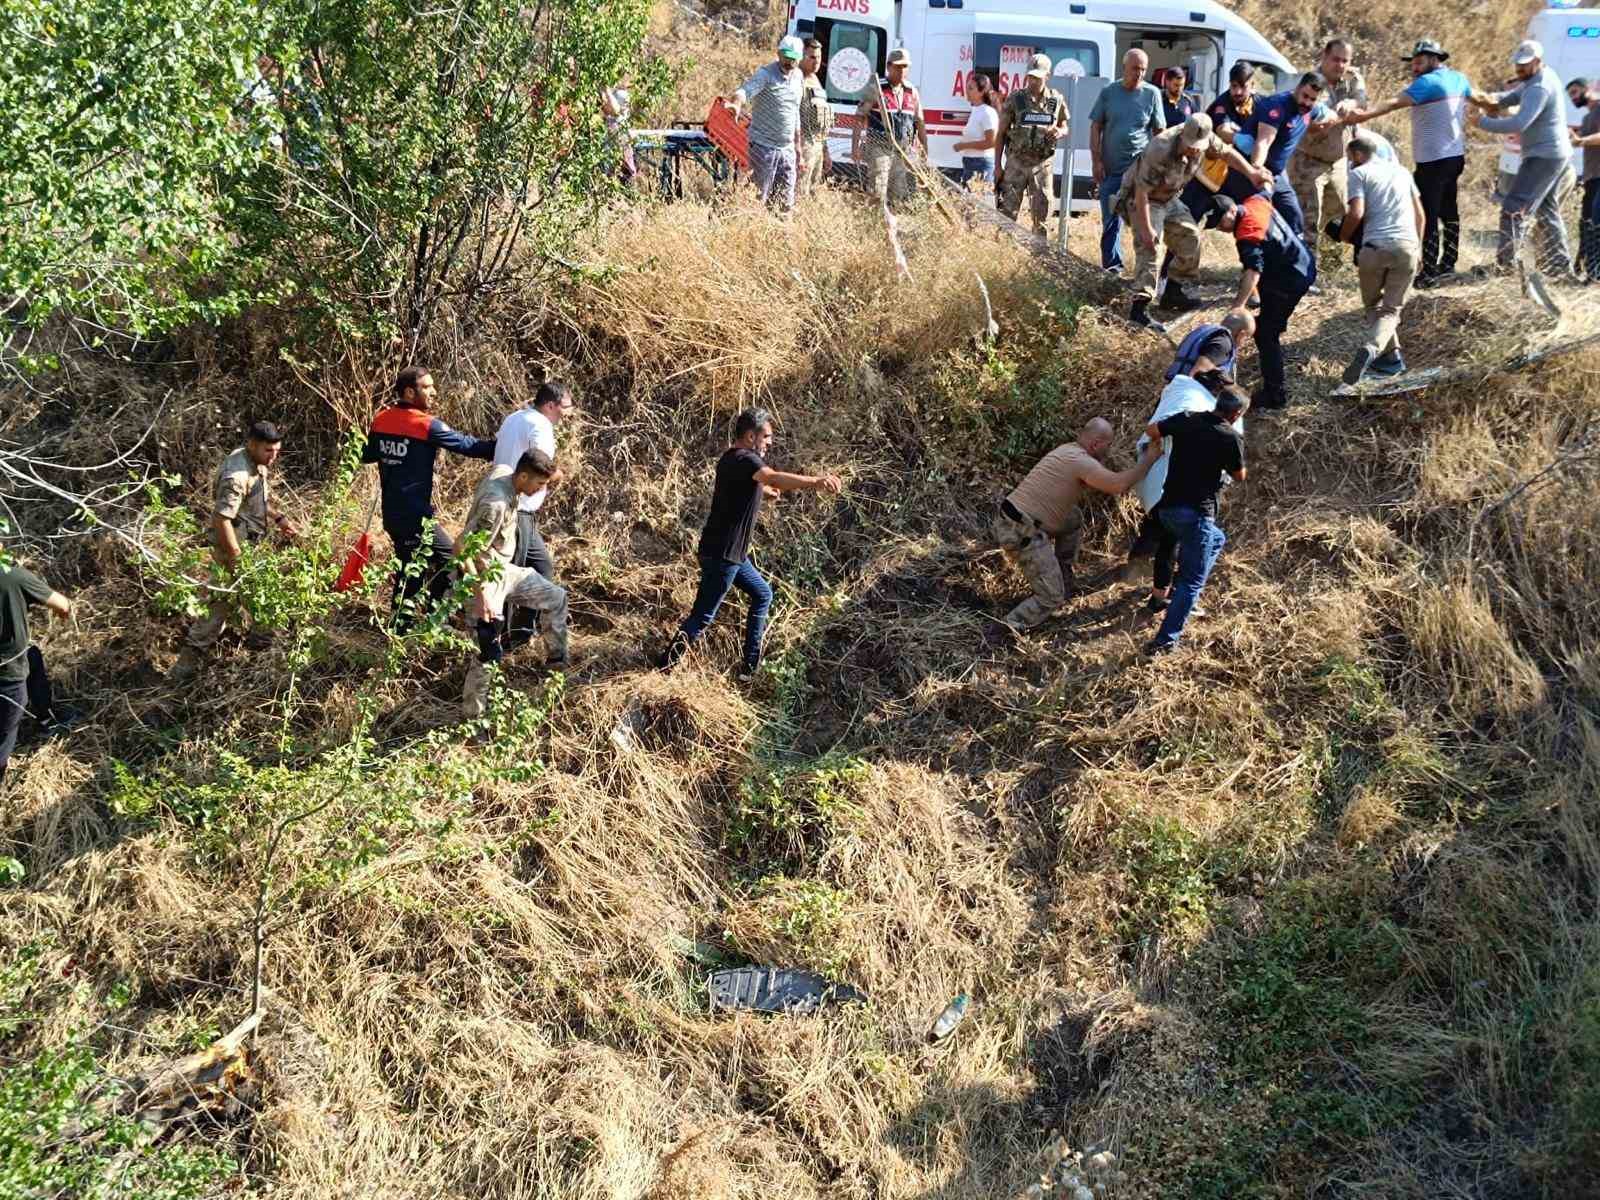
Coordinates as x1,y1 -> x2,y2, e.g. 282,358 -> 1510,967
363,405 -> 495,536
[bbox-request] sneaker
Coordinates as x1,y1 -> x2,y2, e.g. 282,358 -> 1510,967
1129,301 -> 1168,333
735,661 -> 760,683
1415,271 -> 1441,290
1157,282 -> 1202,313
1246,295 -> 1261,311
544,653 -> 570,671
1370,350 -> 1406,377
1306,283 -> 1323,296
1342,346 -> 1376,386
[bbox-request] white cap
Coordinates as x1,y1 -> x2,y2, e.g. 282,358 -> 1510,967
1026,53 -> 1052,80
778,34 -> 804,60
1512,39 -> 1543,65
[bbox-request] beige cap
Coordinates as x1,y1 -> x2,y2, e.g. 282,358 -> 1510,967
1512,39 -> 1543,65
1179,113 -> 1214,148
1026,53 -> 1052,80
887,47 -> 911,67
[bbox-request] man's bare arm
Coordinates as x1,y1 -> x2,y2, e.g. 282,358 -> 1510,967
1343,95 -> 1413,126
44,591 -> 71,618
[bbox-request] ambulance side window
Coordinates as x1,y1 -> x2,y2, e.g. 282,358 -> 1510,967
816,19 -> 886,106
974,36 -> 1098,97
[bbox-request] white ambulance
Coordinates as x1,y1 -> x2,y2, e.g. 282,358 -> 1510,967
790,0 -> 1296,211
1495,6 -> 1600,187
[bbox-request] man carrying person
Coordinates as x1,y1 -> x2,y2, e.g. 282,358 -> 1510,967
1,552 -> 74,785
1236,71 -> 1335,238
1210,192 -> 1316,411
458,451 -> 570,720
1143,388 -> 1247,656
728,36 -> 806,213
365,366 -> 496,628
1474,40 -> 1575,278
1342,38 -> 1474,286
658,409 -> 841,679
992,420 -> 1162,633
1571,78 -> 1600,281
853,48 -> 927,209
1089,49 -> 1166,273
798,38 -> 833,200
1118,113 -> 1270,330
1289,39 -> 1368,254
1164,309 -> 1255,383
172,421 -> 299,679
492,380 -> 573,651
1161,66 -> 1196,130
1341,133 -> 1426,384
994,53 -> 1070,232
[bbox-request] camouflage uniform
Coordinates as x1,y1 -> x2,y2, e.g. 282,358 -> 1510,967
863,81 -> 921,207
1289,67 -> 1367,243
991,506 -> 1084,630
1114,125 -> 1226,303
998,86 -> 1069,229
186,447 -> 271,651
798,74 -> 831,198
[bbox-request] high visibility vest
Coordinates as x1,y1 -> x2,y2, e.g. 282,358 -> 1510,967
868,82 -> 920,144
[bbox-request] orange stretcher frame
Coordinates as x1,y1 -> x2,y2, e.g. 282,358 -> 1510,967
703,99 -> 749,173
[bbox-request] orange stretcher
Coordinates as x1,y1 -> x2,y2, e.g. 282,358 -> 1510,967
703,99 -> 749,173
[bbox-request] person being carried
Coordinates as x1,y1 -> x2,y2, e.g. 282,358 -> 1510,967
1340,134 -> 1426,383
492,380 -> 574,651
852,48 -> 927,209
1143,389 -> 1248,656
1165,309 -> 1255,382
659,409 -> 841,679
994,54 -> 1069,230
365,366 -> 496,629
1117,113 -> 1269,330
458,451 -> 571,721
172,421 -> 299,680
992,420 -> 1162,633
1,553 -> 74,785
727,36 -> 807,213
1210,193 -> 1316,411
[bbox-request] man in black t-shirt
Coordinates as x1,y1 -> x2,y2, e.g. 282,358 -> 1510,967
1,556 -> 73,785
1143,390 -> 1247,655
658,408 -> 842,679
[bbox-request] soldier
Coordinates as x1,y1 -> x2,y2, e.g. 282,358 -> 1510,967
1289,39 -> 1368,252
172,421 -> 299,680
1119,114 -> 1269,330
797,38 -> 832,199
995,53 -> 1070,231
492,380 -> 574,650
853,48 -> 927,208
458,451 -> 570,721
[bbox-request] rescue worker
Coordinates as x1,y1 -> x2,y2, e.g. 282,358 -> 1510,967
1210,192 -> 1317,411
1090,49 -> 1166,272
1119,113 -> 1269,330
1342,39 -> 1475,286
172,421 -> 300,679
1475,40 -> 1575,277
1161,65 -> 1196,129
657,409 -> 842,679
727,36 -> 806,212
1236,71 -> 1335,238
995,54 -> 1070,231
798,38 -> 832,199
1164,309 -> 1255,383
1208,61 -> 1256,131
1289,39 -> 1368,252
852,48 -> 927,208
364,366 -> 496,628
492,380 -> 573,650
1341,133 -> 1425,383
992,421 -> 1162,632
459,451 -> 570,720
0,553 -> 73,784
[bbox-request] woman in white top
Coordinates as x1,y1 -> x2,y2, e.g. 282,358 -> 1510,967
954,74 -> 1000,187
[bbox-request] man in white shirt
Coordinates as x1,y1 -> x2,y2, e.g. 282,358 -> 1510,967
1340,135 -> 1425,383
492,380 -> 574,649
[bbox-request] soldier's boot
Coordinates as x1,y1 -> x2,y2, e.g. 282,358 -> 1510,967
1157,280 -> 1202,313
1129,300 -> 1168,333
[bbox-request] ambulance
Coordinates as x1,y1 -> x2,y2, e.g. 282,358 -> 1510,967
789,0 -> 1296,211
1495,6 -> 1599,192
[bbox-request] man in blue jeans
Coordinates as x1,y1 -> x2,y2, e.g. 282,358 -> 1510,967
1090,49 -> 1166,273
1143,388 -> 1247,656
658,409 -> 842,679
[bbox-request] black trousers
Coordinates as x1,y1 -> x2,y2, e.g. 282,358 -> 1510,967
505,511 -> 557,645
1256,284 -> 1310,397
1129,508 -> 1179,592
1414,155 -> 1464,276
1580,178 -> 1600,279
389,524 -> 456,628
0,648 -> 54,784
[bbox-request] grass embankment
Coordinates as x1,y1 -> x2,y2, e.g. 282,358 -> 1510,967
5,20 -> 1600,1200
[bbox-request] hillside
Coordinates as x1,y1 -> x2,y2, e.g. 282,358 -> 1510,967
4,3 -> 1600,1199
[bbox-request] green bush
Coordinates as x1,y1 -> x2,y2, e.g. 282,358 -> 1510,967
730,753 -> 868,874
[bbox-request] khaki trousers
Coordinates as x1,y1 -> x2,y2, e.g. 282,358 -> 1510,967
463,564 -> 570,719
1356,241 -> 1419,357
866,147 -> 912,207
992,506 -> 1083,630
1290,154 -> 1347,244
998,155 -> 1052,229
1127,196 -> 1203,303
799,140 -> 826,198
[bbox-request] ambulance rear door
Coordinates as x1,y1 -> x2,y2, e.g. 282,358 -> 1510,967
973,13 -> 1115,211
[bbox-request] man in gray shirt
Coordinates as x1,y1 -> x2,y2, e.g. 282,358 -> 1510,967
1475,39 -> 1574,276
1570,78 -> 1600,279
1089,49 -> 1166,272
1341,135 -> 1425,383
728,36 -> 805,213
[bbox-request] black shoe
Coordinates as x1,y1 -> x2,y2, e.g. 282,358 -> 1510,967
1129,300 -> 1168,333
1145,595 -> 1169,614
544,653 -> 569,671
654,632 -> 690,671
1157,282 -> 1202,313
735,660 -> 760,683
1342,347 -> 1376,386
38,706 -> 86,737
1143,639 -> 1176,657
1250,387 -> 1288,412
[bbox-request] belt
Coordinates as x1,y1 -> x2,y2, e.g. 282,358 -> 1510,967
1000,498 -> 1039,526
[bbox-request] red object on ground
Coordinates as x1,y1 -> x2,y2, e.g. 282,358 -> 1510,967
704,98 -> 750,172
333,531 -> 373,593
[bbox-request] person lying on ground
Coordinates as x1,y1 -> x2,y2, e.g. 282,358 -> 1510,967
993,420 -> 1162,634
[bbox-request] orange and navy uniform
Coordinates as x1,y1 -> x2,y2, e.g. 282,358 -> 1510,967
362,405 -> 495,537
1232,193 -> 1315,291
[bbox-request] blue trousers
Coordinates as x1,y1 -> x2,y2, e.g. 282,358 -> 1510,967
679,556 -> 772,669
959,156 -> 994,186
1271,171 -> 1305,239
1152,506 -> 1226,650
1099,169 -> 1126,270
1581,178 -> 1600,279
